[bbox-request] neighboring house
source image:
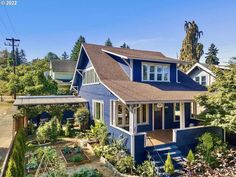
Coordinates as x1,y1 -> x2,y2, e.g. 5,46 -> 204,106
70,43 -> 216,163
186,62 -> 229,86
49,60 -> 76,85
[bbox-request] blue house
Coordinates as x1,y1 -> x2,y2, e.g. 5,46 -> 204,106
71,43 -> 208,163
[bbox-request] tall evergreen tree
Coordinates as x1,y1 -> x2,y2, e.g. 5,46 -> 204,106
105,38 -> 113,47
19,49 -> 27,64
120,42 -> 130,49
71,36 -> 86,61
205,44 -> 219,65
179,21 -> 204,71
61,51 -> 69,60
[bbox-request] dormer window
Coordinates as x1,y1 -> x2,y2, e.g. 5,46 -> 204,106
142,63 -> 170,82
82,67 -> 99,85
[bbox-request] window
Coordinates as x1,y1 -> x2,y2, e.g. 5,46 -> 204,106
195,76 -> 200,84
201,76 -> 206,86
191,102 -> 197,119
142,63 -> 170,82
93,100 -> 104,120
174,103 -> 180,122
82,68 -> 99,85
137,104 -> 149,124
116,103 -> 129,127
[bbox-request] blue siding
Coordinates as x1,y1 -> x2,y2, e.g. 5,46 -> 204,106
132,60 -> 177,83
134,134 -> 145,163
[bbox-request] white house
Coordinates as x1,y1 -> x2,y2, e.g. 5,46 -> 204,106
186,63 -> 229,86
49,60 -> 76,85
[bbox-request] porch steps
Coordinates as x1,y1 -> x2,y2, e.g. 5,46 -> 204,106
147,143 -> 185,176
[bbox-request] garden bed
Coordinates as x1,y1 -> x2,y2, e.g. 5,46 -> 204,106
60,145 -> 90,166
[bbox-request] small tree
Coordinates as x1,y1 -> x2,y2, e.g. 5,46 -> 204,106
105,38 -> 113,47
65,120 -> 73,137
75,107 -> 89,130
205,43 -> 220,65
186,149 -> 195,163
71,36 -> 86,60
164,153 -> 175,175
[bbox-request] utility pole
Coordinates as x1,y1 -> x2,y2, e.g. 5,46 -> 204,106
5,38 -> 20,99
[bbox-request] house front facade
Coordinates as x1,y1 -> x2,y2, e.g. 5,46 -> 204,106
71,43 -> 207,163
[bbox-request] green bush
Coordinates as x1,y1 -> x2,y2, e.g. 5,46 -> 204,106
186,149 -> 195,163
36,118 -> 60,143
164,153 -> 175,175
71,168 -> 102,177
68,154 -> 84,163
64,120 -> 74,137
116,155 -> 135,174
88,121 -> 108,145
6,158 -> 18,177
62,146 -> 72,154
26,156 -> 38,170
196,132 -> 227,166
137,155 -> 156,177
75,107 -> 89,130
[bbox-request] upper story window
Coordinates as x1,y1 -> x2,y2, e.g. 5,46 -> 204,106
201,76 -> 206,86
142,63 -> 170,82
195,76 -> 207,86
82,67 -> 99,85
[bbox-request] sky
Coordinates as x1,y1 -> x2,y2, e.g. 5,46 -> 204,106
0,0 -> 235,64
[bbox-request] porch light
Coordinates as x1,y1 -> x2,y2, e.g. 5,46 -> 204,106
156,103 -> 163,108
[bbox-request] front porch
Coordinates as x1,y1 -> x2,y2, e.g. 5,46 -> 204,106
146,129 -> 173,147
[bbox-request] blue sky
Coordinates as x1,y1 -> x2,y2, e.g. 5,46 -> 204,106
0,0 -> 235,63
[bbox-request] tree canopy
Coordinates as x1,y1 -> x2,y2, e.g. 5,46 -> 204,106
71,36 -> 86,61
120,42 -> 130,49
61,51 -> 69,60
196,63 -> 236,132
179,21 -> 204,71
105,38 -> 113,47
205,43 -> 220,65
44,52 -> 60,61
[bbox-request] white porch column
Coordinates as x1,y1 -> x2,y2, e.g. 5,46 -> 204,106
180,102 -> 185,129
129,105 -> 137,134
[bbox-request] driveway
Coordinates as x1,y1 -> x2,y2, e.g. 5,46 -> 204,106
0,103 -> 16,163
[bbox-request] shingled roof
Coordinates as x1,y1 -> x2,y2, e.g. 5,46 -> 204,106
51,60 -> 76,72
76,43 -> 207,104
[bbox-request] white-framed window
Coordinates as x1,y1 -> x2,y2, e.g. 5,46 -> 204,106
137,104 -> 149,124
173,103 -> 180,122
191,102 -> 197,119
92,100 -> 104,121
142,63 -> 170,82
201,76 -> 206,86
82,67 -> 99,85
116,103 -> 129,127
195,76 -> 200,84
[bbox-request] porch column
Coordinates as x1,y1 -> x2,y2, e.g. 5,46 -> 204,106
180,102 -> 185,129
129,105 -> 137,134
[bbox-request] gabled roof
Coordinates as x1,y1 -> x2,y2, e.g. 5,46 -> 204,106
50,60 -> 76,72
72,43 -> 207,104
186,62 -> 230,76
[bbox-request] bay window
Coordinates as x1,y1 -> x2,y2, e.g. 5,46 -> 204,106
142,63 -> 170,82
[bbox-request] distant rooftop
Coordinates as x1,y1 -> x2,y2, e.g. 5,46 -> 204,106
50,60 -> 76,72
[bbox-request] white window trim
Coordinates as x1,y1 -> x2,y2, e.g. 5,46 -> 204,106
116,102 -> 130,127
173,103 -> 180,122
82,67 -> 100,86
141,62 -> 170,82
137,104 -> 149,125
195,75 -> 207,86
201,75 -> 207,86
92,100 -> 104,121
190,102 -> 198,120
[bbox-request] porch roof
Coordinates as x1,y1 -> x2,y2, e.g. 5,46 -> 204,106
103,80 -> 208,104
13,95 -> 87,106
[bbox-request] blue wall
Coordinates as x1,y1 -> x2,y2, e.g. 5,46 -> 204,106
134,134 -> 146,163
132,60 -> 177,83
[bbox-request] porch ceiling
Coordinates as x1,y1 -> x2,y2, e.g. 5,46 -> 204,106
13,95 -> 87,106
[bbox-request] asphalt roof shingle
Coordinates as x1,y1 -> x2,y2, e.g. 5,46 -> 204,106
51,60 -> 77,72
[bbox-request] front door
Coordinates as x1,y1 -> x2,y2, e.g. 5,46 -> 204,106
154,104 -> 163,129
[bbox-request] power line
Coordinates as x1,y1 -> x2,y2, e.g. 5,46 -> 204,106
0,14 -> 11,37
4,6 -> 18,37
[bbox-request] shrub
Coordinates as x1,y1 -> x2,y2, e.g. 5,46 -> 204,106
26,156 -> 38,170
137,155 -> 156,177
75,107 -> 89,130
6,158 -> 18,177
186,149 -> 194,163
64,120 -> 73,137
49,118 -> 59,142
71,168 -> 102,177
116,155 -> 135,174
88,121 -> 108,145
62,146 -> 72,154
68,154 -> 84,163
196,132 -> 227,166
164,153 -> 175,175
